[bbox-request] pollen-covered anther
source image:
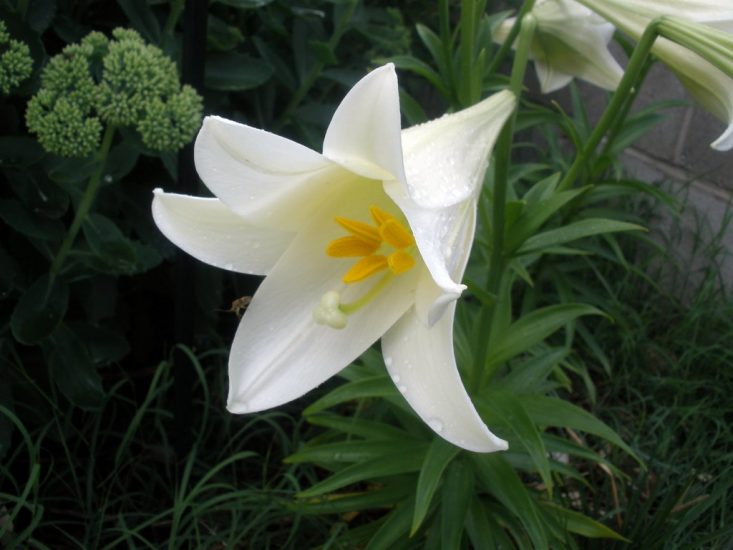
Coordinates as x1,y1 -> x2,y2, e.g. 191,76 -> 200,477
388,250 -> 415,275
326,236 -> 379,257
327,205 -> 417,284
343,255 -> 388,283
380,219 -> 414,249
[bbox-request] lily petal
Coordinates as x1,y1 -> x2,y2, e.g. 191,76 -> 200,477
385,91 -> 514,321
194,116 -> 350,230
227,185 -> 419,412
381,302 -> 508,453
414,204 -> 477,326
151,190 -> 293,275
323,64 -> 407,184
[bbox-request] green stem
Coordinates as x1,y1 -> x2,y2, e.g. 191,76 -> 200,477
49,125 -> 116,280
273,0 -> 358,131
557,19 -> 662,191
164,0 -> 185,36
600,58 -> 652,161
485,0 -> 536,76
15,0 -> 27,17
459,0 -> 477,107
471,14 -> 536,391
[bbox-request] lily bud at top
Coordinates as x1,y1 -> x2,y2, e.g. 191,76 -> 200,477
577,0 -> 733,150
494,0 -> 624,93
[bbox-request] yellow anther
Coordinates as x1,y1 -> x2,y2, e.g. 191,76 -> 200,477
343,255 -> 388,283
380,219 -> 414,249
327,236 -> 379,258
334,217 -> 381,246
387,250 -> 415,275
369,205 -> 394,226
328,205 -> 417,285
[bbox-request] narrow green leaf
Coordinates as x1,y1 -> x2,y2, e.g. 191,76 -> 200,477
411,438 -> 460,534
520,395 -> 639,462
116,0 -> 161,44
471,454 -> 549,548
497,348 -> 570,394
366,498 -> 414,550
297,449 -> 427,498
487,304 -> 603,368
481,391 -> 553,493
306,413 -> 412,441
415,23 -> 448,80
286,439 -> 426,465
506,187 -> 589,252
440,460 -> 472,547
518,219 -> 644,254
304,376 -> 394,415
541,503 -> 630,541
296,483 -> 409,515
383,55 -> 448,97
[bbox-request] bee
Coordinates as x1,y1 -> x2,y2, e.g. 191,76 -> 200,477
227,296 -> 252,318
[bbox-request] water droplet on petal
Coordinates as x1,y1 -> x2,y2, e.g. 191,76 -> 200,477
224,263 -> 234,271
253,242 -> 261,249
428,418 -> 444,433
391,374 -> 400,384
398,385 -> 407,393
384,356 -> 393,367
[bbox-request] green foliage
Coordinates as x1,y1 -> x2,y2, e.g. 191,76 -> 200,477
2,0 -> 731,547
0,20 -> 32,94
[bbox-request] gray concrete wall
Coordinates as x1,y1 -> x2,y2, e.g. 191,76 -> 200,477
543,62 -> 733,295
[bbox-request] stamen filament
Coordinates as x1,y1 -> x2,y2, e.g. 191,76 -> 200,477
340,272 -> 394,315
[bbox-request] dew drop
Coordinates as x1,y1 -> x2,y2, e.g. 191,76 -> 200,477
224,263 -> 234,271
398,385 -> 407,394
384,356 -> 393,367
104,174 -> 113,183
252,242 -> 261,249
428,418 -> 444,433
391,374 -> 401,384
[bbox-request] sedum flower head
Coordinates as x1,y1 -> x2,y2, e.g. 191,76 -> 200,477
26,27 -> 202,157
0,20 -> 33,95
25,41 -> 101,156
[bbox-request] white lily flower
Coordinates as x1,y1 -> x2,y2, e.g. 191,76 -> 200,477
577,0 -> 733,150
152,64 -> 516,452
494,0 -> 624,93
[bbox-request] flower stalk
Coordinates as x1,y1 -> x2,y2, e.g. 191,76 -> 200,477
557,19 -> 663,191
49,124 -> 117,280
474,13 -> 536,390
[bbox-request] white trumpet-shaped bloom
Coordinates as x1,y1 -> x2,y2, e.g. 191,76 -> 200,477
152,64 -> 516,452
577,0 -> 733,150
494,0 -> 624,93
